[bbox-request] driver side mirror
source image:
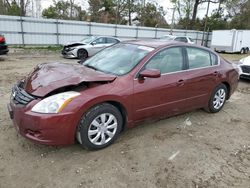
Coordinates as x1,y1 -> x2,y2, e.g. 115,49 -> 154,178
91,41 -> 97,45
139,69 -> 161,79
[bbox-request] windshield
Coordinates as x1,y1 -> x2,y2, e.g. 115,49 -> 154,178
83,43 -> 154,75
81,36 -> 97,43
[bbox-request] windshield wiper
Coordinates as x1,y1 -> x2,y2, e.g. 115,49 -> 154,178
84,64 -> 98,71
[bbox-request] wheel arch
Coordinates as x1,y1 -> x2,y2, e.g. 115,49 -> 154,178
105,101 -> 128,131
77,98 -> 129,132
221,81 -> 231,100
77,48 -> 88,57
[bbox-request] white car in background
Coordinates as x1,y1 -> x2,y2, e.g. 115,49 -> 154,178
238,56 -> 250,80
160,35 -> 195,44
62,36 -> 120,59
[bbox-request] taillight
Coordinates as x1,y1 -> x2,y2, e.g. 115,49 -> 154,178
0,36 -> 5,43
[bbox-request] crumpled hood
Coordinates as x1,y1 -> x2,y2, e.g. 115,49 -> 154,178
23,62 -> 116,97
64,42 -> 86,48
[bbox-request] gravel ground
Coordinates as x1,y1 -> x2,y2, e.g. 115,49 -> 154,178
0,49 -> 249,188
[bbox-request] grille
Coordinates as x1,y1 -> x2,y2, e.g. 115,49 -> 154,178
11,84 -> 35,105
63,46 -> 70,52
241,65 -> 250,74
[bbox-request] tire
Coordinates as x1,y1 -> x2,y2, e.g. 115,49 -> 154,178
207,84 -> 228,113
77,49 -> 88,60
245,48 -> 249,54
77,103 -> 123,150
240,48 -> 245,54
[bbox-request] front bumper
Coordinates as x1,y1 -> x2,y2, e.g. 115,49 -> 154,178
61,48 -> 77,58
8,100 -> 78,146
0,44 -> 8,55
238,65 -> 250,80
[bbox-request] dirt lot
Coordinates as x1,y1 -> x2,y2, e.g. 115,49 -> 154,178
0,49 -> 249,188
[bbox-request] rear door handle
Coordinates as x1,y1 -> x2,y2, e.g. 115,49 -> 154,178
176,79 -> 185,86
213,71 -> 219,76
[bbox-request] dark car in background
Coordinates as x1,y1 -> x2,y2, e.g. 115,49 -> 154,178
0,34 -> 9,55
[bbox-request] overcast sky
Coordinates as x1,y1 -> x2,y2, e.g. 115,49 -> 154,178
41,0 -> 218,23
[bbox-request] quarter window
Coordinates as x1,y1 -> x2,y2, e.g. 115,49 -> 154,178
187,48 -> 211,69
211,53 -> 218,65
145,47 -> 184,74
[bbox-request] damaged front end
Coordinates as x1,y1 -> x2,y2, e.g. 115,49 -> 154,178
8,62 -> 116,145
62,43 -> 85,58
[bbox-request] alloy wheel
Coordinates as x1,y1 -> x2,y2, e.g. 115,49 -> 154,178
88,113 -> 118,146
213,88 -> 226,110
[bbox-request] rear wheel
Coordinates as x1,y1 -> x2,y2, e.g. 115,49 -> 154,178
77,103 -> 123,150
245,47 -> 249,54
77,49 -> 88,60
207,84 -> 228,113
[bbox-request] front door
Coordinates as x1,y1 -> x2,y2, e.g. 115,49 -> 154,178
132,47 -> 190,122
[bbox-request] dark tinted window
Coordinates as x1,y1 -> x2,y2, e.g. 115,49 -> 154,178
175,37 -> 188,43
106,38 -> 119,44
145,47 -> 183,74
187,47 -> 211,69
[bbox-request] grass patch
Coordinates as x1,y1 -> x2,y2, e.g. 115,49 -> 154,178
10,45 -> 63,51
219,53 -> 249,62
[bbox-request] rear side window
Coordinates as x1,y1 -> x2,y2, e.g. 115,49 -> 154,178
106,38 -> 119,44
187,48 -> 211,69
175,37 -> 188,43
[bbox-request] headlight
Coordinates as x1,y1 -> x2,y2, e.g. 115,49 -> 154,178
31,91 -> 80,113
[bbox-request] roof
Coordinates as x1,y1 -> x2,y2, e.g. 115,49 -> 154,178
123,39 -> 215,53
123,39 -> 180,48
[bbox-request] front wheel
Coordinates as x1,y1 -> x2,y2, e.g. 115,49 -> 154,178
77,49 -> 88,60
240,48 -> 245,54
207,84 -> 228,113
77,103 -> 123,150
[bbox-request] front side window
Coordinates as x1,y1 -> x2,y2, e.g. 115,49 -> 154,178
187,47 -> 211,69
188,37 -> 194,42
145,47 -> 184,74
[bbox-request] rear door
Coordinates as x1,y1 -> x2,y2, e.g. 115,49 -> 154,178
133,47 -> 191,122
182,47 -> 221,110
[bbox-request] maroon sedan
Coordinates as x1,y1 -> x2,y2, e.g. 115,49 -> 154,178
8,40 -> 238,150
